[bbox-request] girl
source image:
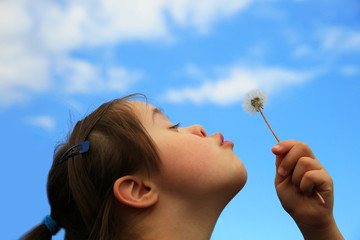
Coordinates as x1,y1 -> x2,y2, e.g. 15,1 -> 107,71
22,94 -> 344,240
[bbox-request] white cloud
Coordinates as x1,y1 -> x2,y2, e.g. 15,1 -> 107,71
59,59 -> 102,94
0,0 -> 254,108
26,115 -> 56,131
163,65 -> 318,105
183,63 -> 207,80
0,41 -> 50,107
292,45 -> 311,58
166,0 -> 253,32
0,1 -> 50,107
320,27 -> 360,52
107,66 -> 143,92
0,0 -> 32,40
37,0 -> 171,52
57,58 -> 142,94
340,65 -> 358,76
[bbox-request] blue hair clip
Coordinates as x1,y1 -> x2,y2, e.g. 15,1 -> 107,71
58,141 -> 90,163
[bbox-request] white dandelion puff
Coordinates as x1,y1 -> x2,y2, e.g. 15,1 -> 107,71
243,89 -> 267,114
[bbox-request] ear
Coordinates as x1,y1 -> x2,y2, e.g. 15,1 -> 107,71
113,175 -> 158,208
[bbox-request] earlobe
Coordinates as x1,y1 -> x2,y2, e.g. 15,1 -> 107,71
113,176 -> 158,208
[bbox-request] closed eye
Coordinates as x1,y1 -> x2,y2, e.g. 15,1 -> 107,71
170,122 -> 181,130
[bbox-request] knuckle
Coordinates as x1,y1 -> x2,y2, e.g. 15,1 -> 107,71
296,141 -> 309,150
303,170 -> 315,181
322,169 -> 334,185
298,156 -> 313,168
286,139 -> 298,146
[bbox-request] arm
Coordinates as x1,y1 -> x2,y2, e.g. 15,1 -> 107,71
272,140 -> 344,240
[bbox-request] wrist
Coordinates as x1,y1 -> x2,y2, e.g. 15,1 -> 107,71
298,217 -> 344,240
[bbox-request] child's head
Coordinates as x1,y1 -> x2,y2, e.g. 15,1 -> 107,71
22,94 -> 247,240
129,100 -> 247,203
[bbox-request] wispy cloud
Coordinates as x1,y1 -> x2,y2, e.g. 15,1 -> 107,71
0,0 -> 254,108
26,115 -> 56,131
292,45 -> 311,58
56,58 -> 143,94
340,65 -> 358,76
166,0 -> 253,32
319,27 -> 360,52
163,64 -> 319,105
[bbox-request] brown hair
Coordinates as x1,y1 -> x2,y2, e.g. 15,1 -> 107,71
21,94 -> 160,240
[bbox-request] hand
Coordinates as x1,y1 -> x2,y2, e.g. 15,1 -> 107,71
272,140 -> 343,240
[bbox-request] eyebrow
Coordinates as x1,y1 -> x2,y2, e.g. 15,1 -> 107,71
152,107 -> 166,123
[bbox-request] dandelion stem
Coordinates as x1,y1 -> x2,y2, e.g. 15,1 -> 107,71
257,108 -> 325,205
258,108 -> 280,142
315,191 -> 326,205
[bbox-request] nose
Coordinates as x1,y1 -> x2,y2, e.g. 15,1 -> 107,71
183,124 -> 207,137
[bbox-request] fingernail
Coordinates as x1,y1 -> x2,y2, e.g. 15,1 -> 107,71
278,167 -> 287,176
272,144 -> 281,151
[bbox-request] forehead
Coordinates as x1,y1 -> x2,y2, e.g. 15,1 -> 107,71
127,101 -> 169,127
127,100 -> 151,115
127,100 -> 157,123
127,100 -> 150,110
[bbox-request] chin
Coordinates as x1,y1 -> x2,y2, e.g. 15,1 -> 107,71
233,156 -> 247,186
230,164 -> 248,196
220,168 -> 247,205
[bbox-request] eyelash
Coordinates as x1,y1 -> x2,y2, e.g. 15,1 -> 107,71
170,122 -> 181,129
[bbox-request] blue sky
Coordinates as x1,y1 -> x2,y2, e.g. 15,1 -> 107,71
1,0 -> 359,239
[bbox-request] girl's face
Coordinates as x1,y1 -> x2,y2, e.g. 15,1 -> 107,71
130,101 -> 247,204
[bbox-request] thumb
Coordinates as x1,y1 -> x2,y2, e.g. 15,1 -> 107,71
272,145 -> 286,186
272,144 -> 283,170
274,162 -> 288,186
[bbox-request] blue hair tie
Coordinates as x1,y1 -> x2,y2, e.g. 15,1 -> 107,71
44,215 -> 60,235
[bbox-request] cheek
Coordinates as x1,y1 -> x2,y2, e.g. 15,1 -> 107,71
159,139 -> 210,174
156,137 -> 235,190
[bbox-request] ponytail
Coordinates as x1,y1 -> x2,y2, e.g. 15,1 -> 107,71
21,223 -> 52,240
21,215 -> 60,240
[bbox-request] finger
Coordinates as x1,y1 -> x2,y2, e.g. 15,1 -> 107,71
275,168 -> 288,186
277,142 -> 316,177
291,156 -> 322,188
272,140 -> 298,170
275,155 -> 281,169
300,169 -> 333,199
271,140 -> 298,156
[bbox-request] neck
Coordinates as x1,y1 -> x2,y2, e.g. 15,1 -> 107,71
136,196 -> 224,240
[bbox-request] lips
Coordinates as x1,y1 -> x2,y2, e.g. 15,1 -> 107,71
217,132 -> 234,148
219,132 -> 224,145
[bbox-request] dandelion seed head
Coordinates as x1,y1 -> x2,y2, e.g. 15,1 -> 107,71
243,89 -> 267,114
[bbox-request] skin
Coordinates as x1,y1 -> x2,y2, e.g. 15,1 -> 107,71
113,101 -> 343,240
273,140 -> 344,240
